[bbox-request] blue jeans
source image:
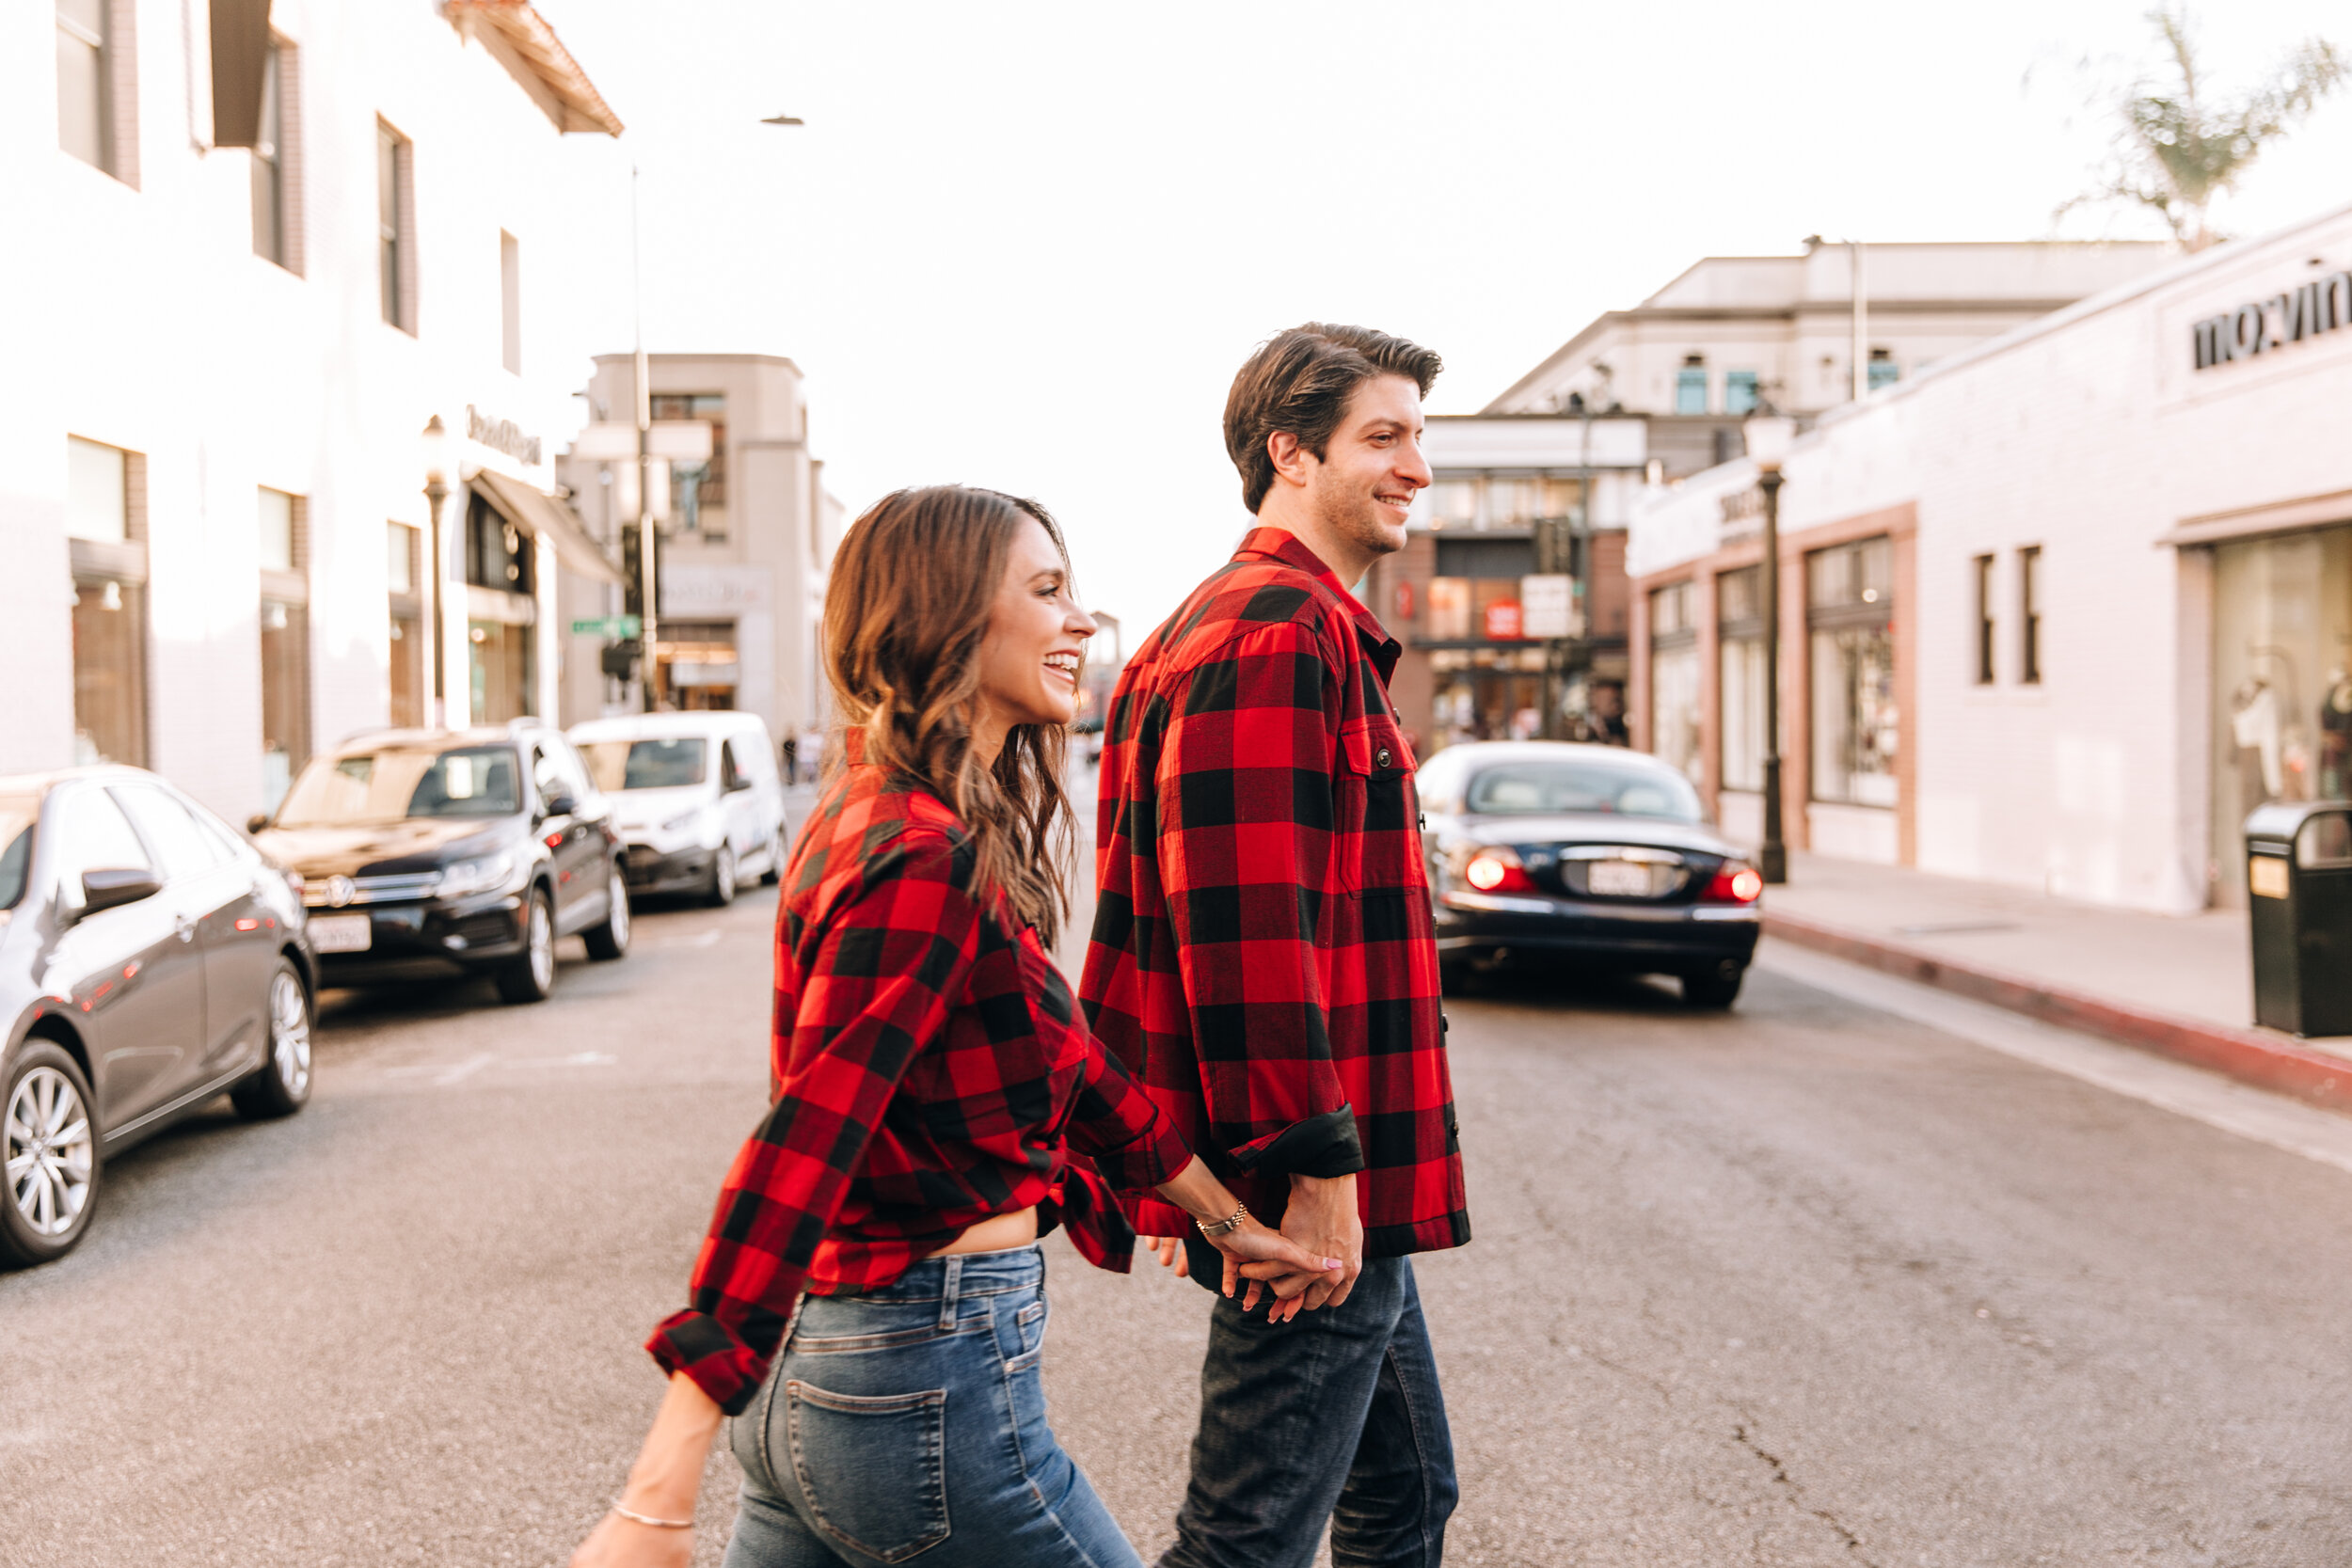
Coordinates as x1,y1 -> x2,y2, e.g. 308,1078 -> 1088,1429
723,1244 -> 1140,1568
1162,1251 -> 1455,1568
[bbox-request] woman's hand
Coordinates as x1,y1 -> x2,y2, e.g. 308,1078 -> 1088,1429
1152,1157 -> 1342,1316
569,1373 -> 723,1567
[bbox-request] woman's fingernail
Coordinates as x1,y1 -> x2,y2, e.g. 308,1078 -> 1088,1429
1325,1259 -> 1343,1270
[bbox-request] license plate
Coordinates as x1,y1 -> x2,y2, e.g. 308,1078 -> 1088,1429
1586,860 -> 1651,897
309,912 -> 373,953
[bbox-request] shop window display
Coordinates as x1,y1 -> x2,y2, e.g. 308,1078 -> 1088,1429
1807,539 -> 1897,809
1717,565 -> 1766,792
1648,582 -> 1700,782
2211,526 -> 2352,903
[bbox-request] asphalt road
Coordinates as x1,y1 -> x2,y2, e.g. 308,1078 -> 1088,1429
5,879 -> 2350,1565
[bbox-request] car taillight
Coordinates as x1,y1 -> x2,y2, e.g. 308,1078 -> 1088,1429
1462,847 -> 1537,894
1704,861 -> 1764,903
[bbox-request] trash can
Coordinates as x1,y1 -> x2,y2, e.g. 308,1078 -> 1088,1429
2245,801 -> 2352,1037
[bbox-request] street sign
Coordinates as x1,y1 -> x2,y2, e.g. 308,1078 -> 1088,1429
570,614 -> 642,638
1484,600 -> 1524,641
1521,574 -> 1580,639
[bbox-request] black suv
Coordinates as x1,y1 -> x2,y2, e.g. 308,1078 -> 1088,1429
251,722 -> 628,1003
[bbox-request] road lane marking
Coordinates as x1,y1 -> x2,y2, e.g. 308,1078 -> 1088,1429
1756,939 -> 2352,1180
429,1053 -> 496,1087
383,1051 -> 616,1085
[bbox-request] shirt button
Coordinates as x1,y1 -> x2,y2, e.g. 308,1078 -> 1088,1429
1375,747 -> 1392,768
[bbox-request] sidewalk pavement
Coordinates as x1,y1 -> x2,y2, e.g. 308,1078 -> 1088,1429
1761,852 -> 2352,1114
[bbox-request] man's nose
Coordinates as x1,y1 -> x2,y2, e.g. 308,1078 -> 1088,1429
1397,440 -> 1434,489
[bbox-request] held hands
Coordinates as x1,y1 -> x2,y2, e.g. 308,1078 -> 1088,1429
1148,1160 -> 1359,1323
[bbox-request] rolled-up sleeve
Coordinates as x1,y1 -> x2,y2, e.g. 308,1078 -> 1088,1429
645,831 -> 981,1414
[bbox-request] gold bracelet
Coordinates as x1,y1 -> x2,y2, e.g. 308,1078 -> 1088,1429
612,1502 -> 694,1529
1195,1202 -> 1249,1239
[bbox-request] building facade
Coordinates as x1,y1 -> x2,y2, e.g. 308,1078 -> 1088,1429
557,354 -> 844,744
1625,204 -> 2352,913
1487,240 -> 2171,473
8,0 -> 622,816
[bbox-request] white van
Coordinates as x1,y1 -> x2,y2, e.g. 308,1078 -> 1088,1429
570,712 -> 788,906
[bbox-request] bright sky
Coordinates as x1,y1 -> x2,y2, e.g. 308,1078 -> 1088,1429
532,0 -> 2352,638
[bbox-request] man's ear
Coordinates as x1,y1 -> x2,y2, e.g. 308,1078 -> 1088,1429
1266,430 -> 1313,488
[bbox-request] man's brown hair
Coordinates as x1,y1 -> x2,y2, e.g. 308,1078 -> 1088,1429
1223,323 -> 1443,514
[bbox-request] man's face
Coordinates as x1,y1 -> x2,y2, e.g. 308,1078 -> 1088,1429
1300,373 -> 1431,562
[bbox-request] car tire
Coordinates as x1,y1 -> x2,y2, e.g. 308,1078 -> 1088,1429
1,1040 -> 103,1267
759,826 -> 786,886
231,958 -> 313,1119
705,845 -> 738,909
496,888 -> 558,1005
1681,964 -> 1745,1009
582,859 -> 631,961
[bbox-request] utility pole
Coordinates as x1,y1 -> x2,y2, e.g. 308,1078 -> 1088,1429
632,164 -> 659,713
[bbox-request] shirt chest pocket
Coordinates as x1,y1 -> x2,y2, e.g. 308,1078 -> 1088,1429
1336,714 -> 1426,897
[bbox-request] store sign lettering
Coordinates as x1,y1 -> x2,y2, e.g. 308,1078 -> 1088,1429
1484,600 -> 1524,641
2191,272 -> 2352,370
467,404 -> 544,465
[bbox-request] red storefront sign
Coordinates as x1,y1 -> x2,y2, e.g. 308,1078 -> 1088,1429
1393,579 -> 1415,620
1484,600 -> 1523,641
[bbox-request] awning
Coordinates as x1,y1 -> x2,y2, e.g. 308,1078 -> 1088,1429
468,468 -> 625,586
2158,486 -> 2352,548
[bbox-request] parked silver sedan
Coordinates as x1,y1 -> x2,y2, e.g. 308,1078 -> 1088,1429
0,768 -> 315,1266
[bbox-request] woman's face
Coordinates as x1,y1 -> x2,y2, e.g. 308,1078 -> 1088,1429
974,515 -> 1095,735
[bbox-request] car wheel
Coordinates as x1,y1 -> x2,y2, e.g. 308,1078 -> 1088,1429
1,1041 -> 102,1267
231,959 -> 313,1119
705,845 -> 738,909
1681,964 -> 1745,1009
759,827 -> 786,886
496,889 -> 558,1004
583,859 -> 631,961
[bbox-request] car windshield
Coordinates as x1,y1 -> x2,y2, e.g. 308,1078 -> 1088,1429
1466,760 -> 1703,822
0,794 -> 37,911
275,746 -> 523,826
580,737 -> 708,792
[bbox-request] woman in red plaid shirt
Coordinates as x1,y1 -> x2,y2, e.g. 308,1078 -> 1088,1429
574,487 -> 1337,1568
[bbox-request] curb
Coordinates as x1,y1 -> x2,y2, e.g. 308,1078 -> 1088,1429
1762,910 -> 2352,1116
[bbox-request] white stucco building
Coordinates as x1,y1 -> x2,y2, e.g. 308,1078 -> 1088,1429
7,0 -> 624,819
1625,205 -> 2352,913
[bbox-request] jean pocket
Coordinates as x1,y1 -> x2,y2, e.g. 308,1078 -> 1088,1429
786,1380 -> 950,1563
1005,1296 -> 1047,1372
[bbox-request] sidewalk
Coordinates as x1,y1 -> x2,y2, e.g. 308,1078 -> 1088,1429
1761,852 -> 2352,1113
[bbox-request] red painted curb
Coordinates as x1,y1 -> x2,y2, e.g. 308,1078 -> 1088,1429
1763,910 -> 2352,1116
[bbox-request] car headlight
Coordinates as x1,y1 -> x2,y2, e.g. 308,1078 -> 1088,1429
437,850 -> 520,900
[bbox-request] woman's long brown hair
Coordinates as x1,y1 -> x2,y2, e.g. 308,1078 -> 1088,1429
821,485 -> 1078,944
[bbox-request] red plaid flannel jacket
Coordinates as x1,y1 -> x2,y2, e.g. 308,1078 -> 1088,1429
648,739 -> 1192,1414
1079,527 -> 1470,1258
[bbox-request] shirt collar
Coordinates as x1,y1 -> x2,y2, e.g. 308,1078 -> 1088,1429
1233,526 -> 1401,676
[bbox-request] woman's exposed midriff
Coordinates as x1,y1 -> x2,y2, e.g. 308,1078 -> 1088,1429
938,1205 -> 1041,1255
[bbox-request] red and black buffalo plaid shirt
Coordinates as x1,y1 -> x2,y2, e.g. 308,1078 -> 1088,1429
648,737 -> 1192,1414
1079,527 -> 1470,1258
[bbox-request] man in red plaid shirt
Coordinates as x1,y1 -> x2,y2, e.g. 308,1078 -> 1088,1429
1081,324 -> 1469,1567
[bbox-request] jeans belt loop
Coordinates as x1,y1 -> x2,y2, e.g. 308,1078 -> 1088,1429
938,1254 -> 963,1331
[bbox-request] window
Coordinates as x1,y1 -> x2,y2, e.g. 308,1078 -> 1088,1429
1973,554 -> 1996,685
2019,546 -> 2042,686
1648,582 -> 1700,783
465,492 -> 532,594
1675,357 -> 1708,415
377,121 -> 414,332
1717,565 -> 1767,792
1867,348 -> 1899,391
56,0 -> 131,180
1724,370 -> 1759,416
250,40 -> 289,265
112,784 -> 224,881
651,393 -> 726,538
1423,480 -> 1477,529
67,437 -> 146,768
387,522 -> 423,728
500,230 -> 521,373
1807,538 -> 1897,807
52,788 -> 151,907
258,489 -> 310,810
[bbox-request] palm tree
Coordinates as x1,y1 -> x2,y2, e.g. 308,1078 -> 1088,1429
2063,6 -> 2343,251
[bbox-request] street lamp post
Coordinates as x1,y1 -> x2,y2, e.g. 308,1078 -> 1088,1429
420,415 -> 450,730
1743,409 -> 1796,884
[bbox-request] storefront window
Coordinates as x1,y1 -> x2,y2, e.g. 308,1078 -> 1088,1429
465,492 -> 533,594
72,577 -> 146,767
1426,578 -> 1470,641
469,620 -> 533,724
261,599 -> 309,809
1807,538 -> 1897,808
652,393 -> 726,540
1648,582 -> 1700,782
1424,481 -> 1477,529
2211,526 -> 2352,903
1430,647 -> 1547,749
387,522 -> 422,728
1717,565 -> 1766,791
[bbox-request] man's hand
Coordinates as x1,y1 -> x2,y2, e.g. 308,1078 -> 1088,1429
1147,1235 -> 1190,1277
1276,1171 -> 1363,1321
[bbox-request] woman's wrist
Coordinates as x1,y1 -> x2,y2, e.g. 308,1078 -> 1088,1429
1153,1155 -> 1240,1226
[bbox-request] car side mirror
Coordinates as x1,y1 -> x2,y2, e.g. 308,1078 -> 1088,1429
541,790 -> 579,819
246,814 -> 271,834
78,867 -> 162,917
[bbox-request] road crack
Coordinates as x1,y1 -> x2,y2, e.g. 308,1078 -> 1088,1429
1731,1420 -> 1879,1566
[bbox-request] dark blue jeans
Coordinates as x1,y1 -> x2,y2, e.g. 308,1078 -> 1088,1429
723,1244 -> 1140,1568
1162,1250 -> 1456,1568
